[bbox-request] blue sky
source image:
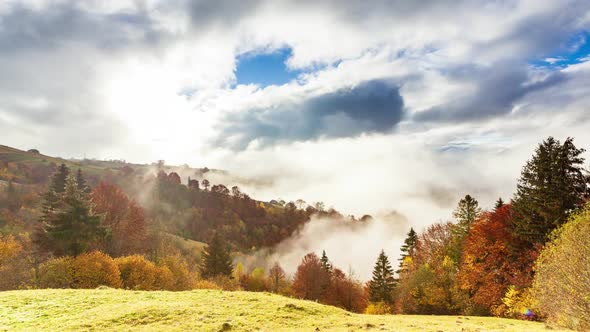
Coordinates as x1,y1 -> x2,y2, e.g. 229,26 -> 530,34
235,48 -> 300,87
532,31 -> 590,68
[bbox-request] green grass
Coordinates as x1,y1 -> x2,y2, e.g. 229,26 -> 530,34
0,289 -> 568,331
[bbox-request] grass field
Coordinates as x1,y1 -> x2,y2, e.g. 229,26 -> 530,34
0,289 -> 568,331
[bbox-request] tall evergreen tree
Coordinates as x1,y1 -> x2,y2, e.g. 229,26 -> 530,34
512,137 -> 590,244
452,194 -> 482,235
40,164 -> 71,226
369,250 -> 396,303
320,250 -> 333,273
495,197 -> 505,210
76,168 -> 91,194
449,195 -> 482,263
397,228 -> 418,274
200,234 -> 233,278
51,164 -> 70,193
38,174 -> 104,256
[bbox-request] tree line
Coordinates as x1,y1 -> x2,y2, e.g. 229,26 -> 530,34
1,136 -> 589,330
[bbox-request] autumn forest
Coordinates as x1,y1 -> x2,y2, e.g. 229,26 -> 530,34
0,136 -> 589,330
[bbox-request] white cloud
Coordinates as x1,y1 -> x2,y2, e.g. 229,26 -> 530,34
2,0 -> 590,269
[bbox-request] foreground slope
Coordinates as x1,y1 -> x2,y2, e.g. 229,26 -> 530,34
0,289 -> 566,331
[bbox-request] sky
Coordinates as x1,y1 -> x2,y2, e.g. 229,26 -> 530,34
2,1 -> 590,269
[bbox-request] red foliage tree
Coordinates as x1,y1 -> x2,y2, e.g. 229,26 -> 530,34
457,204 -> 538,315
91,182 -> 148,256
292,253 -> 330,301
325,268 -> 369,313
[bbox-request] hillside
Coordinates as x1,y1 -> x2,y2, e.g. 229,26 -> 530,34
0,289 -> 566,331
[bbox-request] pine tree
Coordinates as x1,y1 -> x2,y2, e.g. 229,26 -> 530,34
512,137 -> 590,244
495,197 -> 505,210
452,194 -> 482,235
39,174 -> 104,256
76,168 -> 91,194
369,250 -> 396,304
320,250 -> 333,273
200,234 -> 233,278
51,164 -> 70,193
39,165 -> 70,229
397,228 -> 418,274
449,195 -> 482,263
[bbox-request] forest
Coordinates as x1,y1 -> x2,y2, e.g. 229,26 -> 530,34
1,136 -> 589,331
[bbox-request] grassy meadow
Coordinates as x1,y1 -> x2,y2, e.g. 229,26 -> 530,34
0,289 -> 568,331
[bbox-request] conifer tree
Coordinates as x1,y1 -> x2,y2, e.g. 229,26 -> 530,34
450,195 -> 482,262
76,168 -> 90,194
452,194 -> 481,236
39,165 -> 70,228
369,250 -> 396,303
495,197 -> 505,210
320,250 -> 333,273
39,174 -> 104,256
51,164 -> 70,193
397,228 -> 418,274
512,137 -> 589,244
200,233 -> 233,278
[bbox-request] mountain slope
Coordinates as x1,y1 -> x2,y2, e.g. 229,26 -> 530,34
0,289 -> 566,331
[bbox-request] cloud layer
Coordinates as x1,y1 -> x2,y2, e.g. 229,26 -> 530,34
2,0 -> 590,268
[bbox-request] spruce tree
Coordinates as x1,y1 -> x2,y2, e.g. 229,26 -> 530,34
76,168 -> 91,194
39,165 -> 70,229
320,250 -> 333,273
449,195 -> 482,262
51,164 -> 70,193
200,233 -> 233,278
40,174 -> 104,256
452,194 -> 481,235
495,197 -> 505,210
397,228 -> 418,274
369,250 -> 396,303
512,137 -> 589,244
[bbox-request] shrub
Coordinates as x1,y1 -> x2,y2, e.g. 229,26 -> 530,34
158,255 -> 194,290
531,204 -> 590,331
38,257 -> 75,288
500,286 -> 538,320
72,251 -> 121,288
115,255 -> 158,290
154,265 -> 175,290
365,302 -> 394,315
193,279 -> 220,290
0,234 -> 33,290
210,275 -> 240,291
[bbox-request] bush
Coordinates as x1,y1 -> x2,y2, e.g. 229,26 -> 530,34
210,275 -> 240,291
115,255 -> 158,290
154,265 -> 175,290
38,257 -> 75,288
158,255 -> 195,291
531,204 -> 590,331
500,286 -> 538,320
0,234 -> 33,290
72,251 -> 121,288
193,279 -> 221,290
365,302 -> 394,315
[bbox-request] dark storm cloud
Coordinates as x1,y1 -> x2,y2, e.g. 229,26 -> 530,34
414,63 -> 567,122
216,80 -> 404,149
